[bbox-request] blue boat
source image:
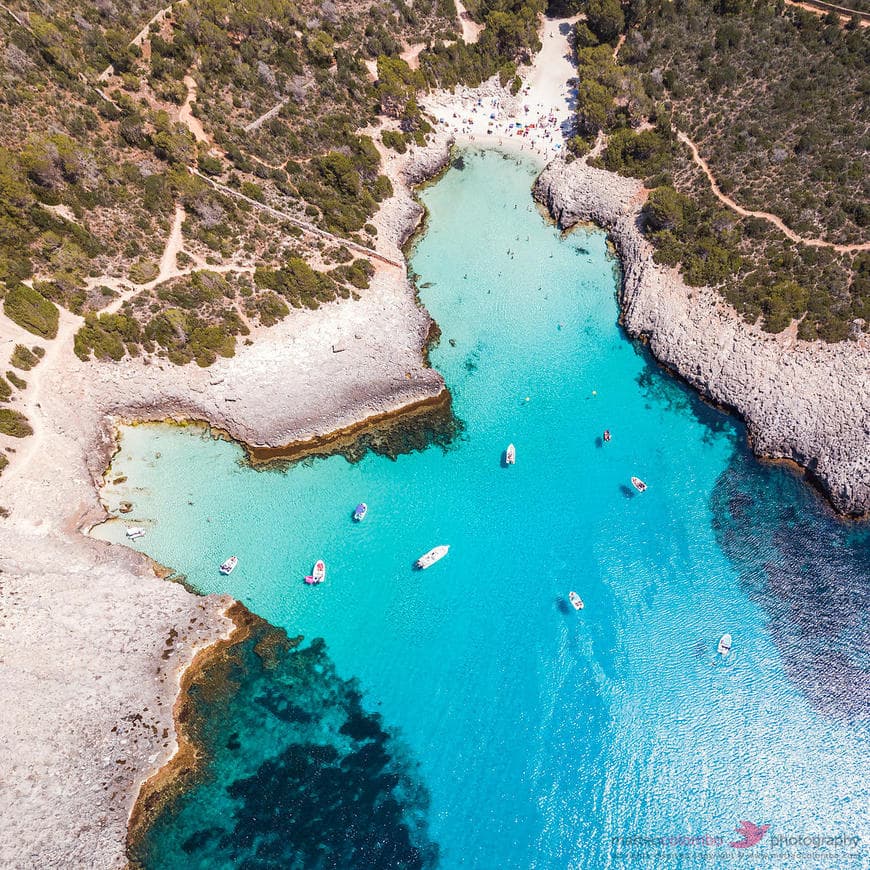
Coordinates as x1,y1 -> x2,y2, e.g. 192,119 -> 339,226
353,503 -> 368,522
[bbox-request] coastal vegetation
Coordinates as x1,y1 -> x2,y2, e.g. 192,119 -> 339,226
571,0 -> 869,340
6,370 -> 27,390
10,344 -> 43,370
0,408 -> 33,437
0,0 -> 864,354
3,284 -> 59,339
0,0 -> 547,367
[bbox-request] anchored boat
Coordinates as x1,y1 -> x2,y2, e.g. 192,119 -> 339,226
353,503 -> 368,522
415,545 -> 449,570
219,556 -> 238,575
718,633 -> 732,656
305,559 -> 326,585
505,443 -> 516,465
125,527 -> 145,540
568,591 -> 584,611
631,476 -> 647,493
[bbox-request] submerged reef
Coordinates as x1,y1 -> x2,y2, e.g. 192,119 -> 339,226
129,606 -> 438,869
711,452 -> 870,723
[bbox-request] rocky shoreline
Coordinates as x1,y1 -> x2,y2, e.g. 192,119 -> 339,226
0,128 -> 452,867
2,63 -> 868,868
533,158 -> 870,517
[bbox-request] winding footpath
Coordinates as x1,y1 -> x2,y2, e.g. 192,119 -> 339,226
190,170 -> 404,269
677,131 -> 870,254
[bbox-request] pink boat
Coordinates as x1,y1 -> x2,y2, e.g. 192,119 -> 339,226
305,559 -> 326,585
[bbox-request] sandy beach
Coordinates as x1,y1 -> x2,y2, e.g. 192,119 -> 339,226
422,16 -> 580,162
0,10 -> 867,866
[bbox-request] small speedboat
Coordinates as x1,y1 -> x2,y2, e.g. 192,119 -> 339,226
631,476 -> 647,493
353,503 -> 368,522
305,559 -> 326,585
718,633 -> 732,656
569,591 -> 584,611
219,556 -> 238,575
415,545 -> 449,570
603,430 -> 611,442
125,527 -> 145,540
505,443 -> 516,465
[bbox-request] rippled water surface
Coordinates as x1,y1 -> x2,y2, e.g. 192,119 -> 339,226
102,151 -> 870,869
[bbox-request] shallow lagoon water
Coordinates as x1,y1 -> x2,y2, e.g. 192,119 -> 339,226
101,150 -> 870,869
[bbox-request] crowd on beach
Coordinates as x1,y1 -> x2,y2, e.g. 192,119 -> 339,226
428,86 -> 569,160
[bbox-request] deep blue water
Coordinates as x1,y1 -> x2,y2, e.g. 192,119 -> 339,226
102,150 -> 870,869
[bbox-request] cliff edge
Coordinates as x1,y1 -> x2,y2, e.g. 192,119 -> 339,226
534,159 -> 870,517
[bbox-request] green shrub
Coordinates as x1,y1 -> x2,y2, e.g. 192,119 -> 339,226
584,0 -> 625,44
0,453 -> 7,475
0,376 -> 11,401
129,259 -> 159,284
74,312 -> 141,361
601,128 -> 673,180
381,130 -> 407,154
254,292 -> 290,326
198,155 -> 224,176
254,258 -> 339,309
10,345 -> 40,370
189,325 -> 236,367
643,186 -> 691,232
6,371 -> 26,390
3,284 -> 59,339
0,409 -> 33,437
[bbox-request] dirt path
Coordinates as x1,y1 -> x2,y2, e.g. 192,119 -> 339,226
783,0 -> 870,25
400,42 -> 427,69
613,33 -> 626,59
191,170 -> 405,268
98,1 -> 182,81
456,0 -> 484,44
0,308 -> 81,490
179,75 -> 209,143
677,131 -> 870,254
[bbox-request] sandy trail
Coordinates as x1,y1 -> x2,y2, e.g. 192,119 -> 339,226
456,0 -> 484,43
179,75 -> 208,143
783,0 -> 870,25
98,1 -> 181,81
400,42 -> 427,69
94,206 -> 256,315
0,309 -> 81,495
678,131 -> 870,253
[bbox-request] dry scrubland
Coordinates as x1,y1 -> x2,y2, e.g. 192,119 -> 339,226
564,0 -> 869,341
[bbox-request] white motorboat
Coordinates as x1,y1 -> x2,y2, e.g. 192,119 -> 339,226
305,559 -> 326,585
219,556 -> 238,575
353,503 -> 368,522
718,633 -> 732,656
631,476 -> 647,493
125,527 -> 145,540
569,591 -> 584,611
415,545 -> 449,570
505,443 -> 516,465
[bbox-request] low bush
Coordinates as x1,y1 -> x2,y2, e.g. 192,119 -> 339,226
6,371 -> 26,390
3,284 -> 59,339
0,409 -> 33,437
10,345 -> 40,370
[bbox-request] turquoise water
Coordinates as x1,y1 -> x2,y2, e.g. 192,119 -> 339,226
102,150 -> 869,869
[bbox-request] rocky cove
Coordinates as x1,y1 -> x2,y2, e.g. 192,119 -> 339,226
533,158 -> 870,517
0,87 -> 868,869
